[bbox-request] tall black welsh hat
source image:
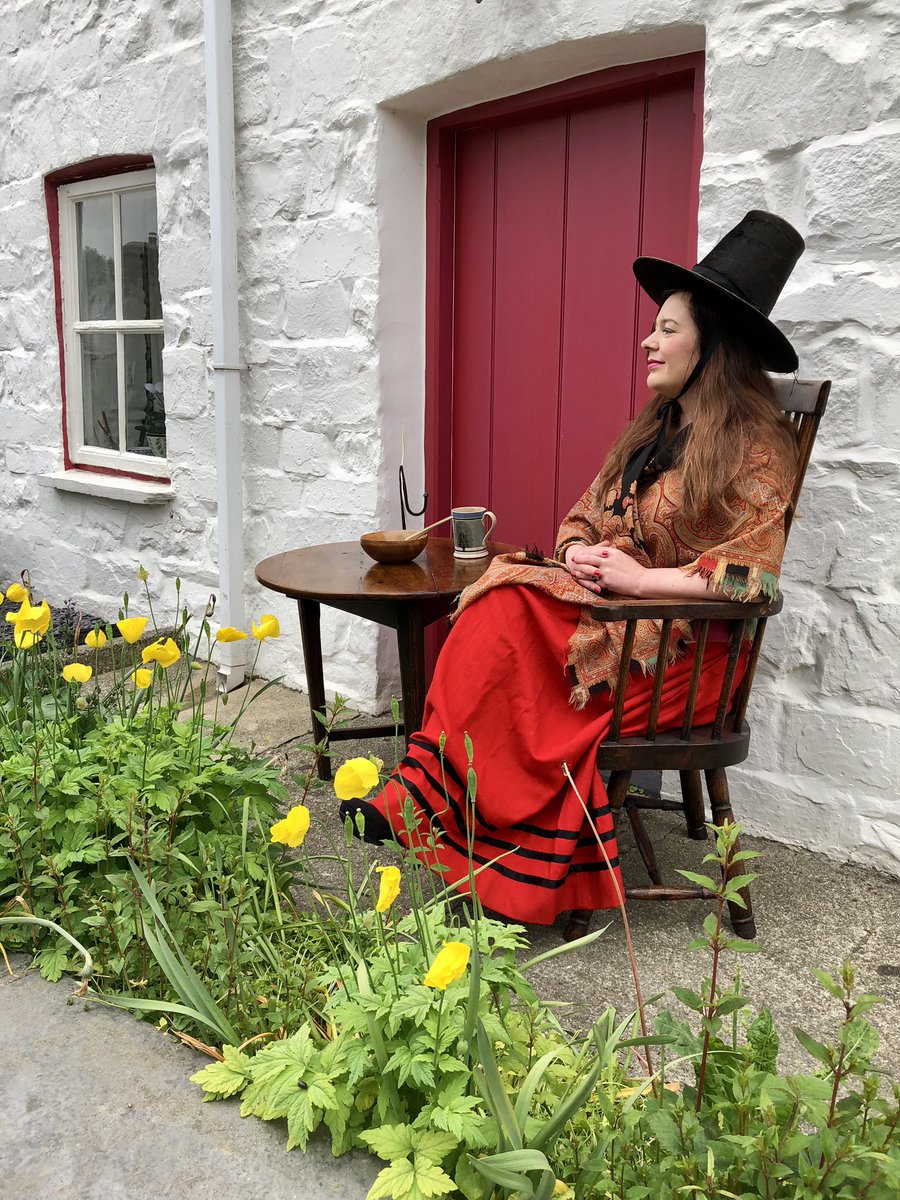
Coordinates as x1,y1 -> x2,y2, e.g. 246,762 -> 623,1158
632,210 -> 804,373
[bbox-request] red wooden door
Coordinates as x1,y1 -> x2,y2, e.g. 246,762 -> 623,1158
425,56 -> 703,556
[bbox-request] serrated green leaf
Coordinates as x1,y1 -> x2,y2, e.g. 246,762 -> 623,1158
412,1130 -> 460,1163
367,1156 -> 457,1200
36,946 -> 68,982
360,1124 -> 418,1163
190,1045 -> 253,1099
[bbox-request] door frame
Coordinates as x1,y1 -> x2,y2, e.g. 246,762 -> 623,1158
423,52 -> 704,525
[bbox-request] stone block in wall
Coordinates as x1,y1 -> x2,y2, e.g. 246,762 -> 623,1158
242,282 -> 286,342
292,212 -> 378,284
819,600 -> 900,708
340,121 -> 378,209
776,268 -> 900,336
782,482 -> 846,587
249,364 -> 305,427
804,132 -> 900,259
334,430 -> 381,480
698,165 -> 768,246
238,151 -> 311,228
267,24 -> 362,128
708,46 -> 869,154
789,330 -> 871,450
299,475 -> 379,518
161,344 -> 209,421
825,466 -> 900,594
853,803 -> 900,877
759,585 -> 830,676
728,766 -> 863,863
245,419 -> 283,470
0,475 -> 40,510
350,278 -> 377,340
781,704 -> 899,793
279,426 -> 331,478
283,282 -> 350,340
5,443 -> 56,477
233,52 -> 271,129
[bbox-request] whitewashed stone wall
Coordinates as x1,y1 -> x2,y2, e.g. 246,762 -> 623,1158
1,0 -> 898,874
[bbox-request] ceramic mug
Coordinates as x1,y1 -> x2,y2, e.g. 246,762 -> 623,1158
451,506 -> 497,559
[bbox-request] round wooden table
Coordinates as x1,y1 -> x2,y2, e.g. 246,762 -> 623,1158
255,537 -> 519,778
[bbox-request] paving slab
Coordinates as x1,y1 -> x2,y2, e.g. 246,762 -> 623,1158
0,960 -> 377,1200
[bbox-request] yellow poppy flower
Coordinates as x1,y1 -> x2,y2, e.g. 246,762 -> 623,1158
117,616 -> 148,644
0,589 -> 3,604
131,668 -> 153,690
215,626 -> 248,643
251,613 -> 280,641
423,942 -> 471,989
375,866 -> 401,913
270,805 -> 311,848
13,627 -> 41,650
9,599 -> 51,636
6,582 -> 28,604
85,628 -> 107,649
141,637 -> 181,669
333,757 -> 380,801
62,663 -> 93,684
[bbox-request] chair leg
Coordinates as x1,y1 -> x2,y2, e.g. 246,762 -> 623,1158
680,769 -> 709,840
704,767 -> 757,939
626,803 -> 663,884
606,769 -> 633,819
563,771 -> 632,942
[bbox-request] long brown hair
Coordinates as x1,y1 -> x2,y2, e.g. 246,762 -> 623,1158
594,290 -> 798,527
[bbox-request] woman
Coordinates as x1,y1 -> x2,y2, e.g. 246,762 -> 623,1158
343,211 -> 805,926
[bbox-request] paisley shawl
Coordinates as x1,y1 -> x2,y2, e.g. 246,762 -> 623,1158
452,435 -> 794,708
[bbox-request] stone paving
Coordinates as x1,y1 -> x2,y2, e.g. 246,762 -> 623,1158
3,679 -> 900,1199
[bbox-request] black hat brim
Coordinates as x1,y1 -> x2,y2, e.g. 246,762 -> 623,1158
633,256 -> 799,374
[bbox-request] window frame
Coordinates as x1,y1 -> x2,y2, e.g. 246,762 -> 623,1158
54,165 -> 168,480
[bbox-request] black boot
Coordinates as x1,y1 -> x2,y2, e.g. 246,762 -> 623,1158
339,800 -> 393,845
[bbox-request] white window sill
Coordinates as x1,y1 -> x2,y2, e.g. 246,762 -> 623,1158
39,470 -> 174,505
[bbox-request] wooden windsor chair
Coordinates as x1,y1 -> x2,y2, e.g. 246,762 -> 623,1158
564,378 -> 830,943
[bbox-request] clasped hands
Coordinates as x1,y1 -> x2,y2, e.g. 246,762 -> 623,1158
564,541 -> 648,598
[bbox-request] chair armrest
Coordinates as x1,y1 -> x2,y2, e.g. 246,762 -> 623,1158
589,593 -> 783,622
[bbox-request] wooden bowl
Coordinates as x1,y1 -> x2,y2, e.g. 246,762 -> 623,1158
360,530 -> 429,564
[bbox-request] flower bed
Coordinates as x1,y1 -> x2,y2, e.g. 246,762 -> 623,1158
1,567 -> 898,1199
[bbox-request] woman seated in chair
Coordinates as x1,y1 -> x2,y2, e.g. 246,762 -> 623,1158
343,211 -> 804,927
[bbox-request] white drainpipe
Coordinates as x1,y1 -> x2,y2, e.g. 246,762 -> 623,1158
203,0 -> 246,690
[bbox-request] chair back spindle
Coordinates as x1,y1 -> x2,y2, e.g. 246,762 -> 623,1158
645,620 -> 673,740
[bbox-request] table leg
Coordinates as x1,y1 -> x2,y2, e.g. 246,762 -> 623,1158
297,597 -> 331,781
396,604 -> 426,746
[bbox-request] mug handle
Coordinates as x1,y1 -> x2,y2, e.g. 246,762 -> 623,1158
482,511 -> 497,544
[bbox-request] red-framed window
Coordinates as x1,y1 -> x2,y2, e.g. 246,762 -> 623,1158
46,155 -> 169,482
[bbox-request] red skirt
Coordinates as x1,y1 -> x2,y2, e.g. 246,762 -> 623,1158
368,586 -> 744,925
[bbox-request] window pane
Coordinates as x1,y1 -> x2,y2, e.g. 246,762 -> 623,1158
124,333 -> 166,458
80,332 -> 119,449
76,197 -> 115,320
120,189 -> 162,320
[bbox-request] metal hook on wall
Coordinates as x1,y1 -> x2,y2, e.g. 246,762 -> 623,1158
398,431 -> 427,530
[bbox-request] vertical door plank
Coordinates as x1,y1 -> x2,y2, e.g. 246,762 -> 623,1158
490,114 -> 568,553
556,95 -> 646,531
452,128 -> 497,511
632,78 -> 700,417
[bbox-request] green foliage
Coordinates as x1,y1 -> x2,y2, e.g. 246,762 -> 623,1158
4,585 -> 899,1199
0,572 -> 343,1044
